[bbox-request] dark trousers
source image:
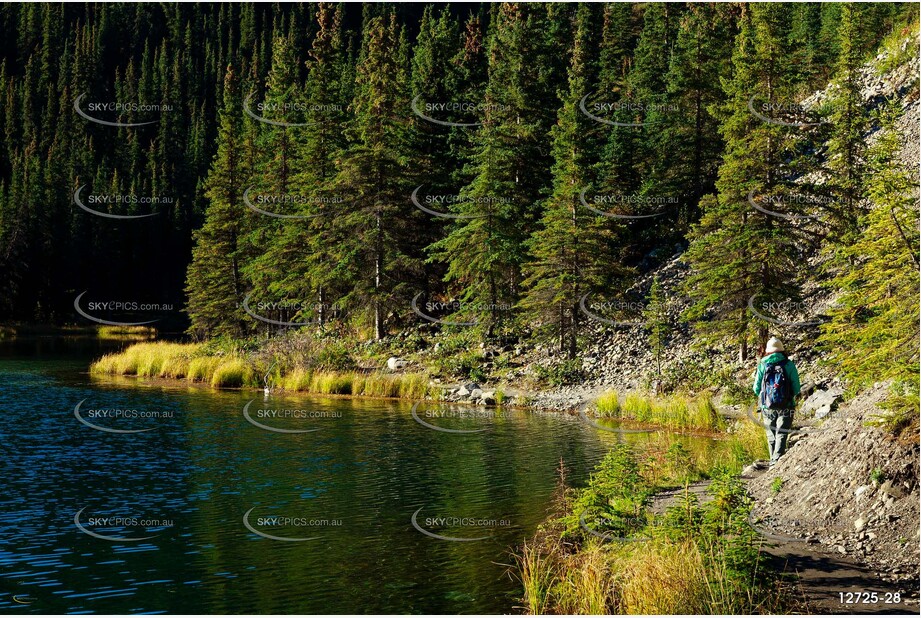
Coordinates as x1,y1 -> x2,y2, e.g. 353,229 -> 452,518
762,409 -> 793,463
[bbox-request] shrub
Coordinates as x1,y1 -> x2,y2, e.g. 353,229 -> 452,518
770,477 -> 784,494
313,341 -> 356,371
535,359 -> 584,387
518,453 -> 791,614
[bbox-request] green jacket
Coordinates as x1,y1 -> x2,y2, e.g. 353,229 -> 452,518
752,352 -> 801,406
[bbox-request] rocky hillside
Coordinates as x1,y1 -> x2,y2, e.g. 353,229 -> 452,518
523,22 -> 920,404
747,383 -> 920,585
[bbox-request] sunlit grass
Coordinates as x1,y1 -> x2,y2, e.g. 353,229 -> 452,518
595,390 -> 620,417
517,448 -> 791,615
597,391 -> 725,432
210,358 -> 257,388
519,516 -> 786,615
187,356 -> 222,382
91,342 -> 198,377
92,342 -> 434,399
96,325 -> 157,341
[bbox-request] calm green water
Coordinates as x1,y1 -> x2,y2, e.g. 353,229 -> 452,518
0,337 -> 713,614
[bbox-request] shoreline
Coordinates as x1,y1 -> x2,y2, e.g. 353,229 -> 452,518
88,359 -> 737,440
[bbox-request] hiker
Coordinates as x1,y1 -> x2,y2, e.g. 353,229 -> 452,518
753,336 -> 801,467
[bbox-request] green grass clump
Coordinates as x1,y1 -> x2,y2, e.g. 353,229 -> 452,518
595,390 -> 620,417
770,477 -> 784,494
187,356 -> 222,383
310,372 -> 354,395
92,341 -> 432,400
622,393 -> 653,421
282,368 -> 313,391
608,392 -> 724,432
91,342 -> 200,377
210,358 -> 256,388
96,325 -> 157,340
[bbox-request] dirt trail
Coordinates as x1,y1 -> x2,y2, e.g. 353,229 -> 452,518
648,477 -> 919,615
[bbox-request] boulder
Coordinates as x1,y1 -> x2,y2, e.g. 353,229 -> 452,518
800,387 -> 843,416
386,357 -> 408,371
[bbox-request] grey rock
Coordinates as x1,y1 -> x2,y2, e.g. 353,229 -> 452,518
801,387 -> 843,416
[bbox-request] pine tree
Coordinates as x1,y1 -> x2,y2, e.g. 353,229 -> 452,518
644,275 -> 669,385
238,33 -> 304,330
823,3 -> 871,244
428,3 -> 559,337
251,3 -> 351,329
683,5 -> 809,360
819,106 -> 919,425
519,3 -> 624,359
185,66 -> 252,338
645,3 -> 735,230
324,13 -> 418,340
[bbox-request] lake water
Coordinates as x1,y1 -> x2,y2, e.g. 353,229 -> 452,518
0,337 -> 713,614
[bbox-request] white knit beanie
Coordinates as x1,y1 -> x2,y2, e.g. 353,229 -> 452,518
765,337 -> 784,354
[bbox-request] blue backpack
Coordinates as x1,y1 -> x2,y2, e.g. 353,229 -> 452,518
760,359 -> 792,410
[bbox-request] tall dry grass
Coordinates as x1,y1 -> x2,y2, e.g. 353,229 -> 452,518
92,341 -> 433,398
